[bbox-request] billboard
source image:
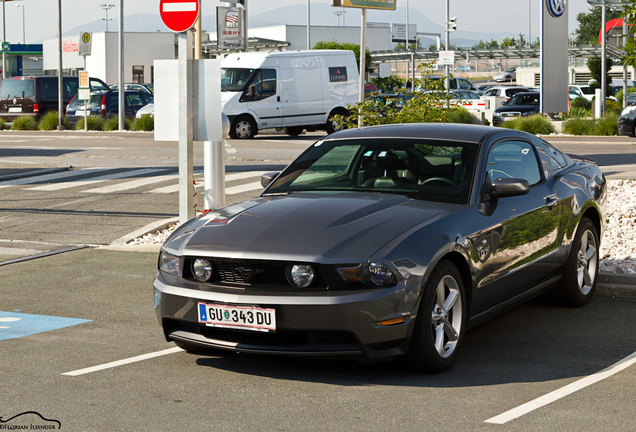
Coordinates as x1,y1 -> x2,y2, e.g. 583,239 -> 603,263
332,0 -> 397,11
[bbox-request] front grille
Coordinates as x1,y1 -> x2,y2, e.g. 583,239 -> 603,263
183,257 -> 331,289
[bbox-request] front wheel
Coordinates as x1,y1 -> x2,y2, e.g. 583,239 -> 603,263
553,217 -> 599,307
230,115 -> 257,139
405,260 -> 466,373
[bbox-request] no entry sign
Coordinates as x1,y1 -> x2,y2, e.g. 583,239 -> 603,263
160,0 -> 200,33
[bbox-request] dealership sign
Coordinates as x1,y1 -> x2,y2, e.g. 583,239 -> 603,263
217,6 -> 245,50
331,0 -> 397,10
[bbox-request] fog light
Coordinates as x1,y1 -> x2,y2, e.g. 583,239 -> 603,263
369,263 -> 394,286
192,259 -> 213,281
288,264 -> 315,288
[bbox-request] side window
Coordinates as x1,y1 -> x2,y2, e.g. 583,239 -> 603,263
242,69 -> 276,102
458,78 -> 471,90
534,140 -> 568,178
487,140 -> 541,186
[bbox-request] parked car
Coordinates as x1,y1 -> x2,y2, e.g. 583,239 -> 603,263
65,90 -> 153,122
153,123 -> 605,372
424,76 -> 477,91
618,104 -> 636,136
493,67 -> 517,82
569,85 -> 595,102
110,83 -> 154,94
0,76 -> 110,121
451,90 -> 481,101
481,85 -> 528,102
135,102 -> 154,118
492,91 -> 540,126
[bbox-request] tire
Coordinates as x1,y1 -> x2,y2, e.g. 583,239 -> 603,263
405,260 -> 467,373
553,217 -> 599,307
230,115 -> 257,139
283,126 -> 304,136
325,109 -> 348,134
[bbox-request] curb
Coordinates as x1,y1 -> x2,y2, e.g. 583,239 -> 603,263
596,272 -> 636,298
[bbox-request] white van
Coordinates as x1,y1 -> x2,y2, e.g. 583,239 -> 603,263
221,50 -> 359,139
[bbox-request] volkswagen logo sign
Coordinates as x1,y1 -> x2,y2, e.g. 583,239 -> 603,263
547,0 -> 566,18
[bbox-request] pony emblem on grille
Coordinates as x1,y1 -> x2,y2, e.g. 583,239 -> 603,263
234,267 -> 264,282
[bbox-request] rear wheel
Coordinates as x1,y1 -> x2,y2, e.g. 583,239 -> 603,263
405,260 -> 466,373
283,126 -> 304,136
553,217 -> 599,307
325,109 -> 348,134
230,115 -> 257,139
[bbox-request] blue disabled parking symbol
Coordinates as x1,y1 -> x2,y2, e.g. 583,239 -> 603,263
0,311 -> 92,341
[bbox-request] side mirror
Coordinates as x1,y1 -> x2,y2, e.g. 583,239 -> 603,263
261,172 -> 280,188
486,177 -> 530,200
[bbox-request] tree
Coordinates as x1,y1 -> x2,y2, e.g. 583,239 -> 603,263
395,40 -> 422,50
574,6 -> 622,45
587,57 -> 614,94
500,37 -> 516,47
313,41 -> 373,73
370,75 -> 404,93
473,39 -> 499,49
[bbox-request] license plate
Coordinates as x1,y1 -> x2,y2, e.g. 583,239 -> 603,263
76,110 -> 90,116
8,107 -> 22,113
198,303 -> 276,332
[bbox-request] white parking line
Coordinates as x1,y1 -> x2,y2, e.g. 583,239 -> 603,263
484,350 -> 636,424
28,168 -> 169,191
81,173 -> 175,194
62,347 -> 183,376
149,171 -> 267,194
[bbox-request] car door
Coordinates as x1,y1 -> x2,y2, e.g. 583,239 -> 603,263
242,68 -> 282,129
479,139 -> 561,306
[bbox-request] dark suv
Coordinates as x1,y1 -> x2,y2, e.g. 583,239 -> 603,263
0,76 -> 110,120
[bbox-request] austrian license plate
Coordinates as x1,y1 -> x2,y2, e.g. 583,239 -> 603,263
198,303 -> 276,332
8,107 -> 22,113
502,113 -> 518,121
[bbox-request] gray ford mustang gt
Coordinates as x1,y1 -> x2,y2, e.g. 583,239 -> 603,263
153,123 -> 606,372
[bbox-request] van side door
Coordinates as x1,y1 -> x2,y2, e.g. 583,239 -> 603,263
241,69 -> 281,129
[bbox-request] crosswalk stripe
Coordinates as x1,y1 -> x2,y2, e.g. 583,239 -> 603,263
225,181 -> 264,195
149,171 -> 267,194
0,167 -> 104,188
82,174 -> 176,194
27,168 -> 171,191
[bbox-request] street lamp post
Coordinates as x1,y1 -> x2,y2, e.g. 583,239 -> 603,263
101,3 -> 115,32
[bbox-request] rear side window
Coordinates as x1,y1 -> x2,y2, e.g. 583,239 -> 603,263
1,80 -> 35,98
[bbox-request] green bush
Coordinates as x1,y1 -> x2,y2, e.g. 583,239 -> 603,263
11,116 -> 37,130
605,99 -> 622,116
0,118 -> 5,130
595,113 -> 618,136
445,106 -> 474,124
563,118 -> 596,135
38,111 -> 71,131
74,116 -> 105,131
502,114 -> 555,135
103,116 -> 133,131
131,114 -> 154,131
614,87 -> 636,102
570,97 -> 592,112
567,106 -> 592,118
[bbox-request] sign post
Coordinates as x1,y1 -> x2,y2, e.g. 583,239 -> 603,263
160,0 -> 200,223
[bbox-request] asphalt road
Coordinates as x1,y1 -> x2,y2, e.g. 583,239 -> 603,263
1,130 -> 635,431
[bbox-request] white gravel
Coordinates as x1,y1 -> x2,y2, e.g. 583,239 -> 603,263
130,179 -> 636,275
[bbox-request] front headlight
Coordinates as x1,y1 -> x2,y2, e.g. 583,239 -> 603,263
158,250 -> 180,277
337,262 -> 398,287
192,258 -> 213,282
287,264 -> 315,288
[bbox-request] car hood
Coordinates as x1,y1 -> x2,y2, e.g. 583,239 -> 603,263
163,192 -> 456,262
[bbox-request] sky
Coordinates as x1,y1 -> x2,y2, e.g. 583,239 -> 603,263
1,0 -> 595,45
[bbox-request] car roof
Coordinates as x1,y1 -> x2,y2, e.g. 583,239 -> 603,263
324,123 -> 503,144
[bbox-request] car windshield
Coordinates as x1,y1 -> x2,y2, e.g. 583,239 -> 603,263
1,79 -> 35,98
579,86 -> 594,95
265,138 -> 478,205
508,93 -> 540,105
221,68 -> 255,92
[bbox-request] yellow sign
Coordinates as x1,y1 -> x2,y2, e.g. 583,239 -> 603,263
332,0 -> 397,10
81,32 -> 91,43
79,71 -> 89,88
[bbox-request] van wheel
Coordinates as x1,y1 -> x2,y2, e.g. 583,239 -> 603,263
325,109 -> 348,134
283,126 -> 304,136
230,115 -> 257,139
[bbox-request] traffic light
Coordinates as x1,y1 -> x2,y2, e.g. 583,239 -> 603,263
448,17 -> 457,32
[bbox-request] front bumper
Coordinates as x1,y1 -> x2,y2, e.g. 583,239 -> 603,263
153,273 -> 419,361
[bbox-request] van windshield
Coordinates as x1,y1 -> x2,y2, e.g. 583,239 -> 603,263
1,79 -> 35,98
221,68 -> 255,92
